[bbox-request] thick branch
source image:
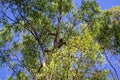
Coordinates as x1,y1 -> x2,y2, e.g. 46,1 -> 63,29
54,0 -> 62,49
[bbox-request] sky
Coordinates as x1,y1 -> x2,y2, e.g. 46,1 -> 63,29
97,0 -> 120,10
0,0 -> 120,80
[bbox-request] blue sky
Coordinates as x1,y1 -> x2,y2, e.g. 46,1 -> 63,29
97,0 -> 120,9
0,0 -> 120,80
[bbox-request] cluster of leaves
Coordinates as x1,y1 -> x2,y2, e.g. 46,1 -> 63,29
96,6 -> 120,53
0,0 -> 120,80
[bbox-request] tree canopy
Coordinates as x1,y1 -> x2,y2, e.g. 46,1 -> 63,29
0,0 -> 120,80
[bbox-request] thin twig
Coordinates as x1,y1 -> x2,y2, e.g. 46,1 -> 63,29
105,52 -> 119,80
1,11 -> 16,23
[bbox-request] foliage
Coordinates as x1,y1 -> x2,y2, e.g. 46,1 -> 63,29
0,0 -> 120,80
97,6 -> 120,53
